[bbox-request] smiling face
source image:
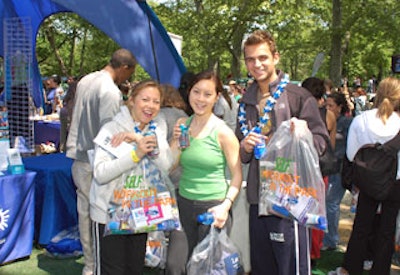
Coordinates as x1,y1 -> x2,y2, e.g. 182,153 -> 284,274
326,97 -> 341,118
127,84 -> 161,128
189,79 -> 219,116
244,43 -> 279,85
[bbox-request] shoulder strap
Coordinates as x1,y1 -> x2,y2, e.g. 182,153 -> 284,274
185,116 -> 194,127
382,130 -> 400,154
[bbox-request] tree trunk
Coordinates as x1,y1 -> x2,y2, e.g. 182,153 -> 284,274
68,28 -> 77,76
329,0 -> 342,88
79,28 -> 88,75
45,26 -> 68,76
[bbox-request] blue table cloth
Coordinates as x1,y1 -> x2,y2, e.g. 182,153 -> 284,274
0,171 -> 36,264
22,153 -> 77,245
34,120 -> 61,149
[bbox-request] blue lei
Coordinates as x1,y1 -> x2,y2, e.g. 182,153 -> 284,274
238,74 -> 290,136
134,120 -> 157,134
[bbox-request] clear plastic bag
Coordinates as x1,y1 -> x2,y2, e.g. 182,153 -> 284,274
144,231 -> 168,269
104,157 -> 181,235
187,227 -> 244,275
259,120 -> 327,231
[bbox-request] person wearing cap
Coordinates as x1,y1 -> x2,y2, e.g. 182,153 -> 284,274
66,48 -> 137,275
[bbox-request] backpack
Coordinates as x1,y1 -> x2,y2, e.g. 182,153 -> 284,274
319,136 -> 339,176
341,131 -> 400,201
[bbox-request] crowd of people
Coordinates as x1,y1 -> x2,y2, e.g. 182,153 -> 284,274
58,29 -> 400,275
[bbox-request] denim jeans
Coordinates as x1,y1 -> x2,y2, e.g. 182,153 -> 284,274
323,173 -> 346,248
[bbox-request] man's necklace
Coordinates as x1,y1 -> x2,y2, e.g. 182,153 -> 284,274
238,74 -> 290,136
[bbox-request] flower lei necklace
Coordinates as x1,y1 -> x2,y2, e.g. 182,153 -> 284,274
134,120 -> 157,134
238,74 -> 290,136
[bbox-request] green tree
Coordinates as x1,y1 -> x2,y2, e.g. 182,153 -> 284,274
36,13 -> 150,81
34,1 -> 400,88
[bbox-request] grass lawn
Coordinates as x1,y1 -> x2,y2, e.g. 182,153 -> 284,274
2,192 -> 400,274
0,244 -> 160,275
0,244 -> 343,275
0,245 -> 84,275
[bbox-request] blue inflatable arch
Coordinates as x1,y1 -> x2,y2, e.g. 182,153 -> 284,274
0,0 -> 186,106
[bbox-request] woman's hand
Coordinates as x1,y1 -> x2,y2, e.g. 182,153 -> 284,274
135,134 -> 157,158
207,200 -> 231,229
111,132 -> 138,147
172,122 -> 183,141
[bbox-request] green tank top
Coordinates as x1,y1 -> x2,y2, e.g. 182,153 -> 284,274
179,118 -> 227,200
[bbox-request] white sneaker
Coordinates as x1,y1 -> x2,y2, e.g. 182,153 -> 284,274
82,266 -> 93,275
363,260 -> 373,271
321,245 -> 336,251
327,267 -> 348,275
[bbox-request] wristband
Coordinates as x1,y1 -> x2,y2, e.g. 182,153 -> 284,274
225,197 -> 234,205
131,149 -> 140,163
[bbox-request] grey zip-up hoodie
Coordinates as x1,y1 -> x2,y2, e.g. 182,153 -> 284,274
235,71 -> 329,204
90,105 -> 173,224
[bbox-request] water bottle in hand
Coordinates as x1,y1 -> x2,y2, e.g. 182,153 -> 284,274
197,212 -> 214,225
253,126 -> 266,160
179,124 -> 190,149
144,125 -> 159,158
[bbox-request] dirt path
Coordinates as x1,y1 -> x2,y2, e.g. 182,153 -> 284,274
339,191 -> 400,274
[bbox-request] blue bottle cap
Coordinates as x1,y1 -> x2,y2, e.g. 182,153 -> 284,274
318,216 -> 327,231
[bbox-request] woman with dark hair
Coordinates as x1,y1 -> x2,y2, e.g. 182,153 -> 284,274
44,74 -> 64,114
213,83 -> 238,131
171,70 -> 242,259
178,71 -> 196,116
302,77 -> 337,148
323,92 -> 353,253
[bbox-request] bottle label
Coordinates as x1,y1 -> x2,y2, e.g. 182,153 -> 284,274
254,139 -> 266,159
144,131 -> 160,158
179,132 -> 189,148
179,124 -> 190,148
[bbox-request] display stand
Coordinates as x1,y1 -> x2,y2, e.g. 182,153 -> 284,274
3,17 -> 35,154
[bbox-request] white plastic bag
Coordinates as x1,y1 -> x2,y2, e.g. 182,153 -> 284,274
187,227 -> 244,275
259,120 -> 327,231
45,225 -> 83,259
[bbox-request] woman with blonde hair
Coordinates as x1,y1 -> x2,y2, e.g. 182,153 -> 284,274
330,77 -> 400,275
90,80 -> 173,275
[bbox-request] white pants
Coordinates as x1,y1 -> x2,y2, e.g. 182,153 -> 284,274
72,160 -> 94,275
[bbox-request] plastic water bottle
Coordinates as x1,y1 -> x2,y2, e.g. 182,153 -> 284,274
197,212 -> 214,225
144,127 -> 159,158
157,219 -> 177,231
179,124 -> 190,148
305,213 -> 327,231
272,204 -> 291,218
253,126 -> 266,160
350,189 -> 359,214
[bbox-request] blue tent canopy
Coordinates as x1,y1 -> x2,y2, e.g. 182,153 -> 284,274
0,0 -> 186,106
